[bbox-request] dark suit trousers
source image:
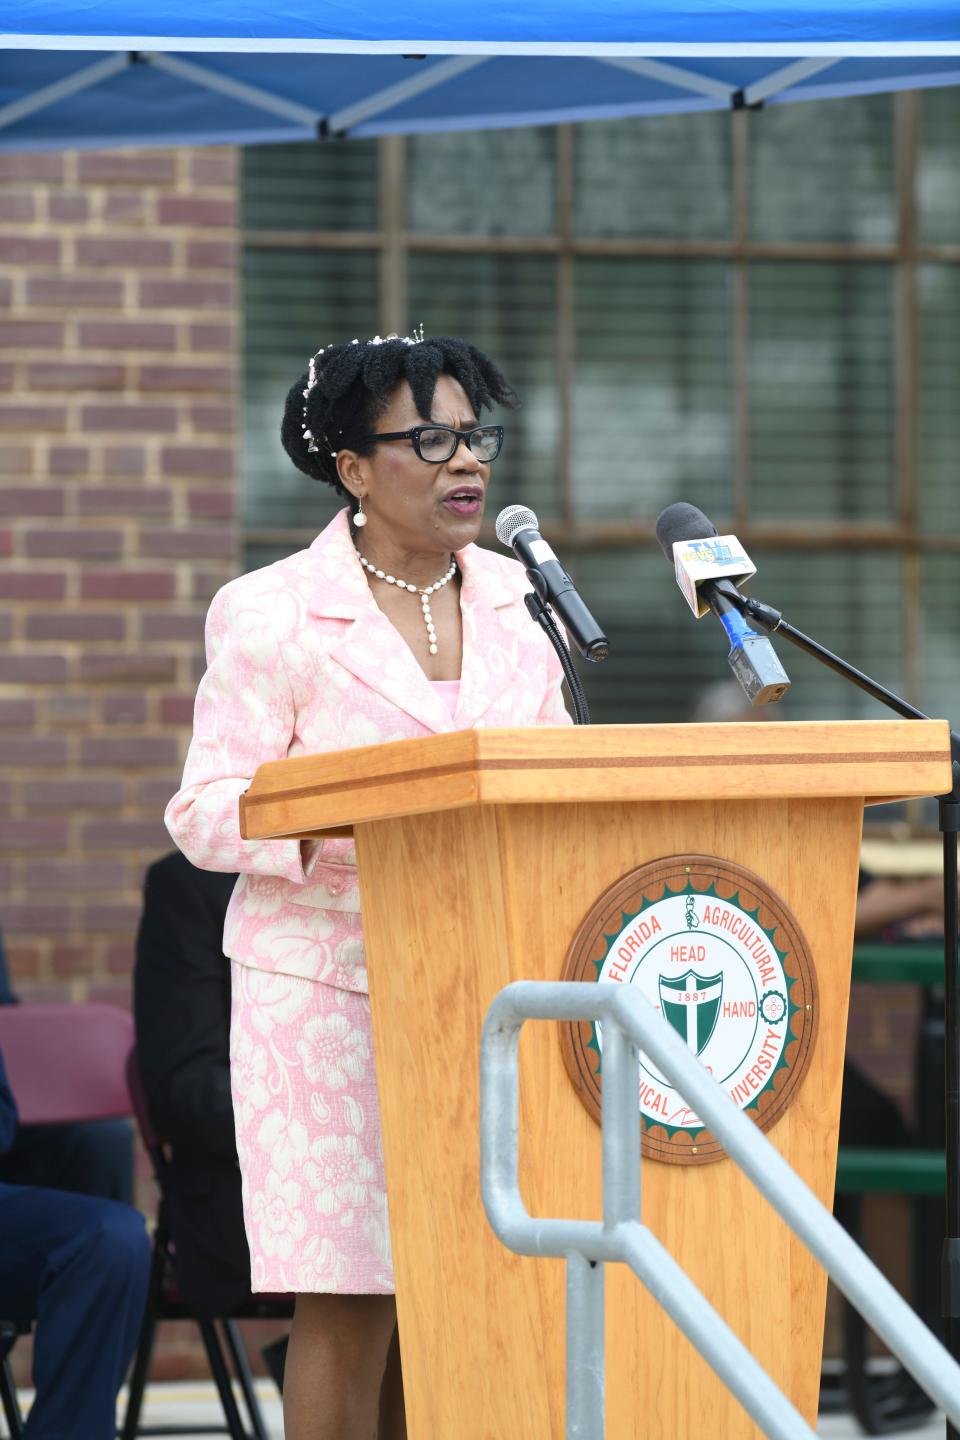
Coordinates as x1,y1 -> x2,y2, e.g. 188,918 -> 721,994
0,1183 -> 150,1440
0,1118 -> 134,1204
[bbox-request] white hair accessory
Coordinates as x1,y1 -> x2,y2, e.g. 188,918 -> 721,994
301,325 -> 425,453
367,324 -> 425,347
301,346 -> 325,453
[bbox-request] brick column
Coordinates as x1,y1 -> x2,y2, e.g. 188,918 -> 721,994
0,146 -> 241,1001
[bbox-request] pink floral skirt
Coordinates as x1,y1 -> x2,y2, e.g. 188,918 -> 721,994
229,960 -> 394,1294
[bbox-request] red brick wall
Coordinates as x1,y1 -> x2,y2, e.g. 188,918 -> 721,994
0,143 -> 248,1390
0,146 -> 241,1002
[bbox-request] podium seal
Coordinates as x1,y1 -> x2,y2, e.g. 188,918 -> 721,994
560,854 -> 818,1165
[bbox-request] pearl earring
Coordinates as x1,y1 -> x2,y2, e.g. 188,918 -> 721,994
353,495 -> 367,528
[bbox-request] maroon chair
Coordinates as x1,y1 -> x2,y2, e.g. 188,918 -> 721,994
121,1048 -> 292,1440
0,1002 -> 136,1439
0,1002 -> 134,1127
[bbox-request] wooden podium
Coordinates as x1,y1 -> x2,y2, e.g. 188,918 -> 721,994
242,720 -> 951,1439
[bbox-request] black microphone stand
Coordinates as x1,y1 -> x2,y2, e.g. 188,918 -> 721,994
735,590 -> 960,1421
523,591 -> 591,725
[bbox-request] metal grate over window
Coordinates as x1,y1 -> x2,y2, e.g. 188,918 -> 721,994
241,92 -> 960,827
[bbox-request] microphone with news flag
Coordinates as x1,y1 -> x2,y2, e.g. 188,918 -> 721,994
655,501 -> 790,706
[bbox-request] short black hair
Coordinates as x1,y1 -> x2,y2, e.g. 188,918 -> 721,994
280,333 -> 518,495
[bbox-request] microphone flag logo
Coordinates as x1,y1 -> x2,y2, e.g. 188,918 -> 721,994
559,854 -> 818,1165
673,534 -> 756,618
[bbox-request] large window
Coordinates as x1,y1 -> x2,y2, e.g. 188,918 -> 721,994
242,92 -> 960,827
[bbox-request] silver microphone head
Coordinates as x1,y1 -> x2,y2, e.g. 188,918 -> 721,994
495,504 -> 539,548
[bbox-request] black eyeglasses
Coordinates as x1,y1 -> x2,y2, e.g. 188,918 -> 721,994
363,423 -> 504,465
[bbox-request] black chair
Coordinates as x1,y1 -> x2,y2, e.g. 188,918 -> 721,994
833,1178 -> 938,1434
121,1050 -> 292,1440
827,976 -> 946,1434
0,1319 -> 27,1439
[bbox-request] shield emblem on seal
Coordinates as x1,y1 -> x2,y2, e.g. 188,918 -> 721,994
659,970 -> 723,1056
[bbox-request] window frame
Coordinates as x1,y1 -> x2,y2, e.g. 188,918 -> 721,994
241,93 -> 960,831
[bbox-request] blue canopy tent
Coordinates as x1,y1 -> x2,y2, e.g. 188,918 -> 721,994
1,2 -> 959,149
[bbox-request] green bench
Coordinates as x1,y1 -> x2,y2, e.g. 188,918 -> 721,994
836,1146 -> 945,1196
849,941 -> 942,988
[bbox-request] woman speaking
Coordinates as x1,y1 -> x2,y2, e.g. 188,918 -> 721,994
166,331 -> 570,1439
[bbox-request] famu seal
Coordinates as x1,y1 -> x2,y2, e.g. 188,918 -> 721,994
560,855 -> 818,1165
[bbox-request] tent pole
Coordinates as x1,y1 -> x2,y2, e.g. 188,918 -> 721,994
0,53 -> 128,134
742,57 -> 840,106
599,56 -> 733,103
327,55 -> 490,134
143,52 -> 324,128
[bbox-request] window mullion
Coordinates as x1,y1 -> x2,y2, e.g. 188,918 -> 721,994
378,134 -> 408,334
894,93 -> 921,735
731,108 -> 751,532
556,124 -> 575,529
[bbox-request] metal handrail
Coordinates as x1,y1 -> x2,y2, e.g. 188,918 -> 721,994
480,980 -> 960,1439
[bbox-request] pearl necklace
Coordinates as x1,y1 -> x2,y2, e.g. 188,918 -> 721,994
356,550 -> 457,656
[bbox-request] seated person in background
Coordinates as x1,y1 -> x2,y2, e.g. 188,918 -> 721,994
0,1044 -> 150,1439
133,850 -> 249,1318
0,931 -> 135,1203
839,866 -> 944,1149
854,871 -> 943,944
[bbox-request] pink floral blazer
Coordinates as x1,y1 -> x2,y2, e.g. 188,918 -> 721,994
165,507 -> 571,994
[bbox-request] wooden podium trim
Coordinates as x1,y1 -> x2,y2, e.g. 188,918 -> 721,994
242,746 -> 936,811
240,720 -> 951,840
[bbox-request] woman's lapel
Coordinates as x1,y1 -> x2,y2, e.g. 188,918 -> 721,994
306,509 -> 455,735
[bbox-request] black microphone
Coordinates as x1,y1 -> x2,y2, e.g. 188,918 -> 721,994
495,505 -> 609,662
655,502 -> 790,706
